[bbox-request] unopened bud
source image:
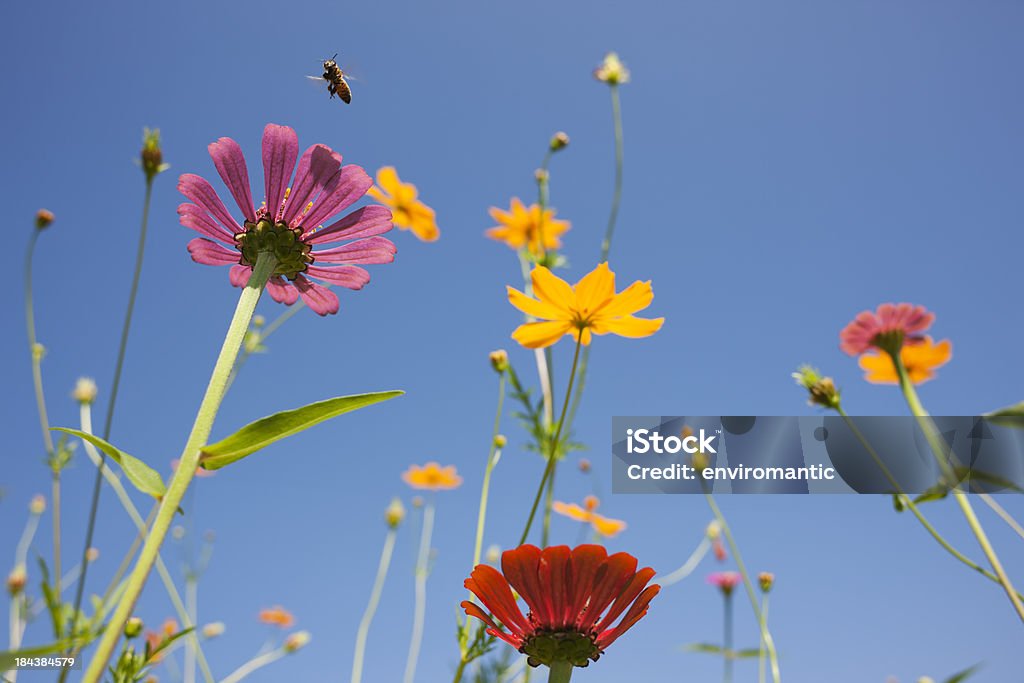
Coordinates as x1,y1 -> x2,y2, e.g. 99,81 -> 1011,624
578,458 -> 591,473
141,128 -> 170,181
284,630 -> 311,653
32,343 -> 46,362
35,209 -> 55,230
385,498 -> 406,529
29,494 -> 46,516
594,52 -> 630,85
411,496 -> 424,509
493,434 -> 507,449
534,168 -> 549,183
692,451 -> 710,472
202,622 -> 226,639
86,547 -> 100,562
758,572 -> 775,593
489,349 -> 509,373
485,545 -> 501,565
705,520 -> 721,540
124,617 -> 144,639
7,566 -> 26,595
549,132 -> 570,152
252,315 -> 266,328
72,377 -> 98,405
793,365 -> 841,410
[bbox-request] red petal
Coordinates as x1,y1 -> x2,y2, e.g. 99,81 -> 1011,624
501,545 -> 551,626
578,552 -> 637,631
596,584 -> 660,650
594,567 -> 656,634
464,566 -> 530,634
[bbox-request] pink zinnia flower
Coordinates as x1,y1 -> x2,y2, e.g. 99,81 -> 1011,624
707,571 -> 741,596
839,303 -> 934,357
179,123 -> 396,315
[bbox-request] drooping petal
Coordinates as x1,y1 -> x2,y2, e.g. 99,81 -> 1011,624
460,602 -> 522,648
229,264 -> 251,287
568,545 -> 608,626
208,137 -> 256,222
292,274 -> 340,315
577,552 -> 638,631
301,165 -> 373,231
178,174 -> 244,235
313,236 -> 397,264
593,567 -> 656,634
465,565 -> 531,634
284,144 -> 343,226
601,280 -> 654,318
511,321 -> 573,349
592,315 -> 665,339
187,238 -> 238,265
305,206 -> 393,245
305,265 -> 370,290
574,262 -> 616,315
262,124 -> 299,222
507,287 -> 565,321
595,584 -> 660,649
178,203 -> 235,244
530,267 -> 575,314
266,277 -> 299,305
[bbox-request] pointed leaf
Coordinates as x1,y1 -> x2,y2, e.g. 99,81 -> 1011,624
682,642 -> 725,655
944,664 -> 982,683
983,403 -> 1024,428
199,391 -> 403,470
53,428 -> 166,500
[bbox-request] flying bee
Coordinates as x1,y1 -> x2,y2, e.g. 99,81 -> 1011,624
309,54 -> 352,104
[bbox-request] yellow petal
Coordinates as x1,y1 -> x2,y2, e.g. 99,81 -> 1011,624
595,315 -> 664,339
486,226 -> 524,248
591,514 -> 627,538
507,286 -> 565,321
552,502 -> 591,522
530,267 -> 575,313
602,280 -> 654,317
376,166 -> 401,195
574,263 -> 616,315
512,321 -> 573,349
366,185 -> 390,204
858,352 -> 899,384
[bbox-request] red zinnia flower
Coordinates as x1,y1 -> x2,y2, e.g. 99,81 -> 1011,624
461,544 -> 660,668
839,303 -> 934,357
179,123 -> 396,315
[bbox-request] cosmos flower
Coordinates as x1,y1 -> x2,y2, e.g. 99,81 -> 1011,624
508,263 -> 664,349
552,495 -> 627,538
402,462 -> 463,491
707,571 -> 741,597
487,198 -> 570,258
858,336 -> 952,385
367,167 -> 440,242
461,544 -> 659,668
839,303 -> 934,357
179,123 -> 396,316
258,606 -> 295,628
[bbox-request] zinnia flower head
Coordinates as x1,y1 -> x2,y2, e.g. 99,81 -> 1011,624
508,263 -> 664,349
258,606 -> 295,628
402,462 -> 462,490
552,496 -> 627,538
839,303 -> 934,357
707,571 -> 741,596
487,198 -> 570,259
461,544 -> 660,668
179,123 -> 396,316
858,336 -> 952,385
366,167 -> 439,242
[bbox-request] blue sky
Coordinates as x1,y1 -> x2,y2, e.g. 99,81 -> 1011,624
2,1 -> 1023,681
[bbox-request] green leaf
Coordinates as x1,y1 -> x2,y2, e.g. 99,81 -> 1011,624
892,493 -> 905,512
944,664 -> 982,683
0,640 -> 81,672
983,402 -> 1024,428
951,466 -> 1024,494
54,428 -> 166,500
199,391 -> 403,471
913,484 -> 949,505
682,642 -> 725,655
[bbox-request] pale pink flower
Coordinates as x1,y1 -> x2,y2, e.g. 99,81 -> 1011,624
839,303 -> 934,356
179,123 -> 396,315
707,571 -> 741,596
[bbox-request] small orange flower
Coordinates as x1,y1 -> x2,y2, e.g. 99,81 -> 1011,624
552,495 -> 627,538
858,336 -> 952,385
487,198 -> 570,258
402,462 -> 463,491
259,606 -> 295,628
367,166 -> 439,242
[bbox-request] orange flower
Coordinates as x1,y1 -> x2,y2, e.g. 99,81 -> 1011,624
487,198 -> 569,257
259,606 -> 295,628
402,462 -> 463,491
552,495 -> 627,538
858,336 -> 952,385
367,166 -> 439,242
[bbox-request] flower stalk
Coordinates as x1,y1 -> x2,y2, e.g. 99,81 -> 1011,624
547,660 -> 573,683
403,500 -> 435,683
351,527 -> 398,683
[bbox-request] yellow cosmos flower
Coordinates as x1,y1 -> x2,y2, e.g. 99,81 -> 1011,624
367,166 -> 439,242
508,263 -> 664,349
402,462 -> 463,491
553,495 -> 627,538
486,198 -> 570,257
858,336 -> 952,385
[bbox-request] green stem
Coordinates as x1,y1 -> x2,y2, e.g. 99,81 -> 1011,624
220,648 -> 287,683
404,501 -> 435,683
68,177 -> 155,665
81,252 -> 277,682
51,473 -> 61,604
547,660 -> 573,683
24,230 -> 54,456
472,375 -> 507,569
224,296 -> 308,393
519,339 -> 582,546
891,353 -> 1024,625
352,528 -> 397,683
758,596 -> 769,683
541,464 -> 556,547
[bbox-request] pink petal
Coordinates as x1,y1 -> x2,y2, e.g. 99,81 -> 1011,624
229,264 -> 252,287
313,236 -> 397,264
305,206 -> 393,245
293,274 -> 339,315
262,124 -> 299,223
266,277 -> 299,305
300,165 -> 373,231
187,238 -> 239,265
305,265 -> 370,290
178,203 -> 235,244
178,174 -> 244,235
208,137 -> 256,222
284,145 -> 343,227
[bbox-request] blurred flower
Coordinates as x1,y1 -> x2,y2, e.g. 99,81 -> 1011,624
858,336 -> 952,385
259,606 -> 295,628
553,495 -> 627,538
34,209 -> 55,230
485,544 -> 502,564
140,128 -> 170,181
180,123 -> 396,316
840,303 -> 934,357
284,630 -> 311,653
707,571 -> 741,597
549,131 -> 570,152
792,365 -> 841,410
367,166 -> 439,242
578,458 -> 591,473
201,622 -> 226,639
712,539 -> 727,563
402,462 -> 463,491
758,572 -> 775,593
489,349 -> 509,373
493,434 -> 507,449
72,377 -> 98,405
411,496 -> 424,509
385,498 -> 406,529
29,494 -> 46,515
508,263 -> 663,349
462,544 -> 659,668
144,619 -> 180,663
594,52 -> 630,85
6,566 -> 26,595
487,198 -> 570,258
161,618 -> 179,636
124,617 -> 144,639
86,547 -> 100,562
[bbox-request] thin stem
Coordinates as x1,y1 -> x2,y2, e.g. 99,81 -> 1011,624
658,536 -> 710,586
547,661 -> 573,683
51,474 -> 61,600
540,465 -> 556,548
723,593 -> 733,683
519,339 -> 582,546
404,501 -> 435,683
4,509 -> 43,682
185,575 -> 198,683
220,648 -> 287,683
81,252 -> 277,682
24,229 -> 54,456
351,529 -> 398,683
758,596 -> 769,683
980,493 -> 1024,541
473,375 -> 507,569
69,177 -> 155,664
